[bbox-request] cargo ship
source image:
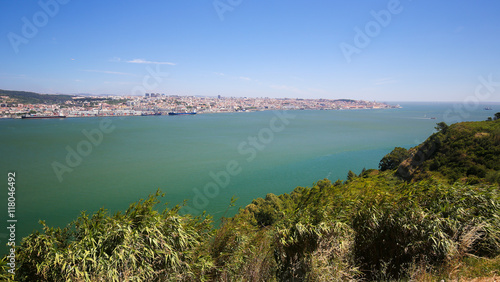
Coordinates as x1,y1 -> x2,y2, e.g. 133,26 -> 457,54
168,112 -> 196,116
21,114 -> 66,119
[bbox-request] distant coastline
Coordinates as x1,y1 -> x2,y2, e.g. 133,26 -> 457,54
1,89 -> 400,119
4,107 -> 400,119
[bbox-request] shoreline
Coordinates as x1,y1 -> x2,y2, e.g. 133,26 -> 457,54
2,106 -> 402,119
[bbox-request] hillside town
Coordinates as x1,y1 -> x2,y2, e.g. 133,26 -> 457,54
0,93 -> 399,118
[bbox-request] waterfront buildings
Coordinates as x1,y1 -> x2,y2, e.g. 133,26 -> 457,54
0,94 -> 398,118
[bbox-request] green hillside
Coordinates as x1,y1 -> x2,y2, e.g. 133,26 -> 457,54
397,119 -> 500,184
2,119 -> 500,281
0,89 -> 125,106
0,89 -> 74,104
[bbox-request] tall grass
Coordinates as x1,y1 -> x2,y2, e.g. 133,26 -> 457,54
14,190 -> 213,281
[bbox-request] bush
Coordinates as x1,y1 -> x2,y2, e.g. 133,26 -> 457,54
13,191 -> 213,281
352,182 -> 500,280
379,147 -> 410,171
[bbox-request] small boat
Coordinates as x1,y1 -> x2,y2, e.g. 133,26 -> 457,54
168,112 -> 196,116
484,107 -> 493,110
21,114 -> 66,119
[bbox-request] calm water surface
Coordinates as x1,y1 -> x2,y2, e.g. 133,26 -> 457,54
0,102 -> 497,254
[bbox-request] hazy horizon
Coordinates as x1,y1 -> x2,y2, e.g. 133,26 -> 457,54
4,89 -> 500,106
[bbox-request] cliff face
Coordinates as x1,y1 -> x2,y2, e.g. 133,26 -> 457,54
397,119 -> 500,184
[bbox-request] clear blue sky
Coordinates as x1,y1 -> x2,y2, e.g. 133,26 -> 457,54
1,0 -> 500,102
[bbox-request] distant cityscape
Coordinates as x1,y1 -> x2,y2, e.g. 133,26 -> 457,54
0,92 -> 400,118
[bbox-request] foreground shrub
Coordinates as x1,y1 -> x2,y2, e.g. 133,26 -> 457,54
352,182 -> 500,280
275,220 -> 359,281
14,190 -> 212,281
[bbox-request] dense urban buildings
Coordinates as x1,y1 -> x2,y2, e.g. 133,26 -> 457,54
0,93 -> 399,118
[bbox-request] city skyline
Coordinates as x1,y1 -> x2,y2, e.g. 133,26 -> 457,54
1,90 -> 401,119
2,1 -> 500,102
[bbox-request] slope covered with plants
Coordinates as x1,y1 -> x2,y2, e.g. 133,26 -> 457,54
2,118 -> 500,281
397,119 -> 500,184
0,89 -> 74,105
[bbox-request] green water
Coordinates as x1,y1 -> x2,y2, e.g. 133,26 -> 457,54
0,102 -> 497,253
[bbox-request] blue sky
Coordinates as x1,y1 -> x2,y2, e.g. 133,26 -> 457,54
1,0 -> 500,102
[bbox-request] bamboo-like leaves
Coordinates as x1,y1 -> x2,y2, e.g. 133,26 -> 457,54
11,190 -> 212,281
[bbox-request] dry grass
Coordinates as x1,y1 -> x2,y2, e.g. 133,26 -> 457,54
464,277 -> 499,282
474,132 -> 491,138
308,226 -> 359,281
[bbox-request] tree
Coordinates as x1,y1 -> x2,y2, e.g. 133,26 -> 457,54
494,112 -> 500,121
379,147 -> 410,171
347,170 -> 357,181
434,122 -> 448,133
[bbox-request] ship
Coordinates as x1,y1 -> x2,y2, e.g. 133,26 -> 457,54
484,107 -> 493,110
141,112 -> 162,116
168,112 -> 196,116
21,114 -> 66,119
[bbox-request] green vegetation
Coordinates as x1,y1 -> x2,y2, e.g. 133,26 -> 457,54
0,89 -> 74,105
73,97 -> 128,104
0,89 -> 129,106
108,98 -> 129,105
2,119 -> 500,281
334,99 -> 357,103
379,147 -> 410,171
434,121 -> 449,133
7,191 -> 212,281
398,118 -> 500,184
347,170 -> 357,181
